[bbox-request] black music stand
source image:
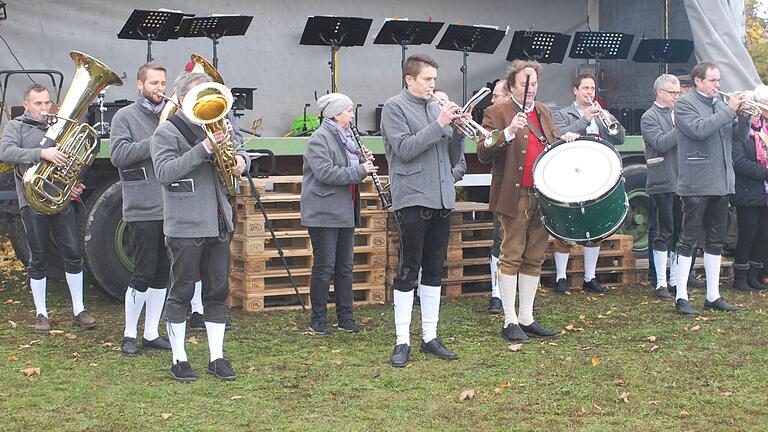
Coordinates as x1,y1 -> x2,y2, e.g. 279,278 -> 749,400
300,16 -> 373,93
231,86 -> 257,118
506,30 -> 571,63
373,19 -> 444,88
178,15 -> 253,68
632,38 -> 694,76
117,9 -> 190,62
569,31 -> 634,93
436,24 -> 506,104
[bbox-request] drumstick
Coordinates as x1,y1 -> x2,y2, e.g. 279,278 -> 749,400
520,67 -> 535,112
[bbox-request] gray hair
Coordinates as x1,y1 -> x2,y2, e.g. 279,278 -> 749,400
654,74 -> 679,92
174,72 -> 212,97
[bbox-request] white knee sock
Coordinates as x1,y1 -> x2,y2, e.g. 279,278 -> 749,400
143,288 -> 167,340
419,284 -> 441,342
205,321 -> 226,362
190,280 -> 204,314
554,252 -> 569,280
65,271 -> 85,316
653,250 -> 668,288
167,321 -> 188,363
30,277 -> 48,318
498,273 -> 519,326
583,246 -> 600,281
123,287 -> 147,338
703,253 -> 722,302
517,273 -> 539,326
675,254 -> 693,301
668,251 -> 678,287
393,290 -> 414,345
490,255 -> 500,298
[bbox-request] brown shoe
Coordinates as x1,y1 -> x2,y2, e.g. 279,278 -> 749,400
34,314 -> 51,334
73,310 -> 96,329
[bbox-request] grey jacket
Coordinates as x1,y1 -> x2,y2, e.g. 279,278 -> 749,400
150,111 -> 250,238
641,103 -> 679,194
109,102 -> 163,222
381,89 -> 464,211
449,141 -> 467,182
554,102 -> 625,146
300,121 -> 368,228
0,113 -> 49,209
674,91 -> 740,196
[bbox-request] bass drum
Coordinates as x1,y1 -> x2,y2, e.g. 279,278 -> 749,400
533,136 -> 628,246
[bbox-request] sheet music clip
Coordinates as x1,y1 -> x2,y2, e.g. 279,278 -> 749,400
507,29 -> 571,63
373,19 -> 445,88
117,9 -> 191,62
632,38 -> 694,76
300,16 -> 373,93
436,24 -> 506,104
178,15 -> 253,68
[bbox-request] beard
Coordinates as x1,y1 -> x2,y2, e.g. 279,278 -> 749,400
141,89 -> 163,105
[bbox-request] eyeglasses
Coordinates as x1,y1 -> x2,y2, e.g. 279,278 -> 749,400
660,89 -> 682,96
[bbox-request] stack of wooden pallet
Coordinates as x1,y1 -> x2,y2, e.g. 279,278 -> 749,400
227,175 -> 388,312
540,234 -> 636,289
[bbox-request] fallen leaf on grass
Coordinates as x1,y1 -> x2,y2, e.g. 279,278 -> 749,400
49,330 -> 64,335
230,396 -> 243,400
619,391 -> 630,403
187,336 -> 198,345
493,388 -> 502,395
639,300 -> 661,305
359,317 -> 371,325
18,344 -> 30,349
679,410 -> 689,417
89,363 -> 98,367
650,345 -> 660,352
695,316 -> 710,321
405,363 -> 413,368
64,333 -> 76,340
591,357 -> 601,366
688,325 -> 701,332
7,355 -> 19,361
161,413 -> 173,420
4,299 -> 14,304
565,324 -> 574,331
719,391 -> 733,397
575,407 -> 589,416
716,329 -> 725,335
646,336 -> 657,342
145,381 -> 156,387
102,342 -> 114,347
508,344 -> 523,352
20,367 -> 40,377
459,389 -> 475,401
500,380 -> 511,388
331,349 -> 340,354
648,400 -> 660,406
579,314 -> 586,321
613,379 -> 627,386
8,320 -> 16,328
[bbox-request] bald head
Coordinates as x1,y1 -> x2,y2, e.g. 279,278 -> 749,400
491,80 -> 512,105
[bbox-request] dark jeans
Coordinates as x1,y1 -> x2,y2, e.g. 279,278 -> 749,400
490,213 -> 501,259
308,226 -> 355,323
20,205 -> 82,279
392,206 -> 451,292
676,195 -> 729,257
164,234 -> 230,323
650,193 -> 682,252
128,221 -> 170,291
734,206 -> 768,265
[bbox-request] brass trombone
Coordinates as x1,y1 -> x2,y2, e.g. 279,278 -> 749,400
429,88 -> 500,148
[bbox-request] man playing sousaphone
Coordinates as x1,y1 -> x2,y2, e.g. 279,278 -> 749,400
478,60 -> 577,344
552,74 -> 626,295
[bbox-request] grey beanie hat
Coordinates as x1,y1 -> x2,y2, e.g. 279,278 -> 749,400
317,92 -> 354,119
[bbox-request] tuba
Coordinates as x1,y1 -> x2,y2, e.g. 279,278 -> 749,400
181,82 -> 239,196
23,51 -> 123,214
158,54 -> 224,124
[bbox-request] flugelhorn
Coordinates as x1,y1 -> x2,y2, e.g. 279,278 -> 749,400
429,88 -> 500,148
716,87 -> 768,116
587,97 -> 621,136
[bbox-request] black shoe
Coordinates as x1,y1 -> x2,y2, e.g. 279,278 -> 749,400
519,321 -> 558,338
668,285 -> 677,296
655,287 -> 673,300
747,264 -> 768,291
419,338 -> 459,360
583,278 -> 608,294
225,315 -> 233,331
533,301 -> 542,310
488,297 -> 502,314
704,297 -> 739,312
688,275 -> 706,288
188,312 -> 205,331
170,361 -> 198,382
207,358 -> 237,381
338,320 -> 359,333
121,337 -> 138,356
390,343 -> 411,367
142,336 -> 172,350
732,266 -> 754,292
554,278 -> 569,294
501,323 -> 530,343
675,298 -> 696,315
309,320 -> 332,335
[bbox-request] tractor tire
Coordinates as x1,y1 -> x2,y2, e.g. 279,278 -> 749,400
618,163 -> 650,252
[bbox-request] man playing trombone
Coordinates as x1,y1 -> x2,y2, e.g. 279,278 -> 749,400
552,74 -> 625,295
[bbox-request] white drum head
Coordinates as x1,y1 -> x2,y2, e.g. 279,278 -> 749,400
533,139 -> 622,204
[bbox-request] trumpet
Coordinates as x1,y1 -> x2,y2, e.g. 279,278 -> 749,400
429,89 -> 500,148
587,97 -> 621,136
716,87 -> 768,117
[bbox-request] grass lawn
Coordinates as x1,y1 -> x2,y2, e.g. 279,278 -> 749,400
1,252 -> 767,431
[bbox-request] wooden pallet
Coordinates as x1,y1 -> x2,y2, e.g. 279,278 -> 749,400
231,229 -> 387,257
230,264 -> 386,293
231,247 -> 387,277
233,210 -> 388,237
544,234 -> 634,257
227,283 -> 386,312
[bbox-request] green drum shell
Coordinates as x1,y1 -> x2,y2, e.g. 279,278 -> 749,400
537,178 -> 629,246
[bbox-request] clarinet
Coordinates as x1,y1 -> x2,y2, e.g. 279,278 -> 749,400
349,123 -> 392,209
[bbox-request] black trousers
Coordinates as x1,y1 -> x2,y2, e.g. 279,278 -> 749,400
392,206 -> 451,291
490,213 -> 501,259
127,221 -> 170,292
308,226 -> 355,323
20,205 -> 82,279
650,193 -> 682,252
734,206 -> 768,265
164,234 -> 230,323
676,195 -> 729,257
